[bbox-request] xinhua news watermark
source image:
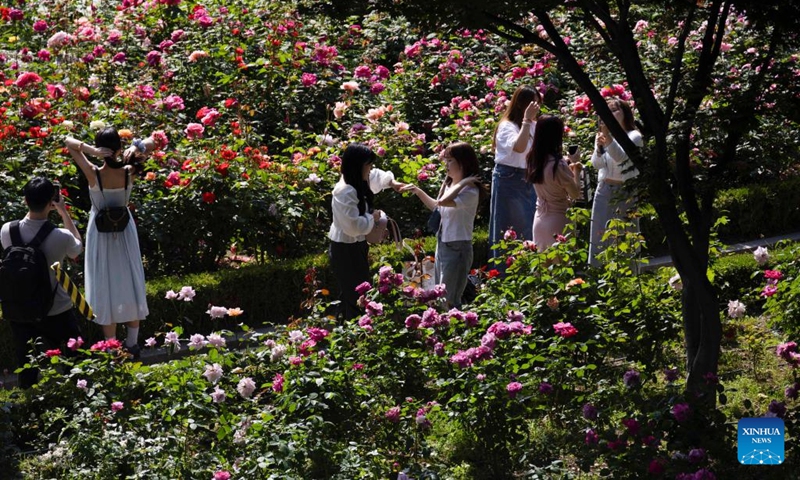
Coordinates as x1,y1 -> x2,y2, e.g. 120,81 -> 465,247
738,417 -> 784,465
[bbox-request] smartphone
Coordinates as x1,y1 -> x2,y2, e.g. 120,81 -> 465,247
568,145 -> 579,155
52,183 -> 61,203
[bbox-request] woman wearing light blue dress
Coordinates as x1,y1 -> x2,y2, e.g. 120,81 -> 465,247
588,99 -> 643,267
66,129 -> 153,353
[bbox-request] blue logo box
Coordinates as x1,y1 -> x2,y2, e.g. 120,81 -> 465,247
738,417 -> 784,465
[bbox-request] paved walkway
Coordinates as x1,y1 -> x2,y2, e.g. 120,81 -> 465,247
639,231 -> 800,271
4,232 -> 799,390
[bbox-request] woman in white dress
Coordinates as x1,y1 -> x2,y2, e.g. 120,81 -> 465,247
65,128 -> 154,355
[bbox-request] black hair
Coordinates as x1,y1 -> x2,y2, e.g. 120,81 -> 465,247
526,115 -> 564,184
23,176 -> 57,213
94,127 -> 124,169
340,143 -> 376,216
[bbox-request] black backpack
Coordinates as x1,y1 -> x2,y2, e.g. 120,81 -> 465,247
0,220 -> 57,322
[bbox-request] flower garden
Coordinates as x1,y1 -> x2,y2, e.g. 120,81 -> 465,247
1,0 -> 800,478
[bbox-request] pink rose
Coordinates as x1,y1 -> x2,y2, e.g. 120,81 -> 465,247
184,123 -> 205,140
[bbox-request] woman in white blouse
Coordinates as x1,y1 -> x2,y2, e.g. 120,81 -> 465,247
489,85 -> 541,270
328,143 -> 403,319
403,142 -> 485,307
588,99 -> 643,267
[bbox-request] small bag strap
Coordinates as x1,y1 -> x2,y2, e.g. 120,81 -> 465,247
95,166 -> 129,192
94,167 -> 104,192
387,217 -> 402,250
435,181 -> 447,201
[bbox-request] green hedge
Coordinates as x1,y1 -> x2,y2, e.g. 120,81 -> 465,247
0,233 -> 491,371
640,177 -> 800,255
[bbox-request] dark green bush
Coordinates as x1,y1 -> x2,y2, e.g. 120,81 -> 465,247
715,177 -> 800,241
641,178 -> 800,255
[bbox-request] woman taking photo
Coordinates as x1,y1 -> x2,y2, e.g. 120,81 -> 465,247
328,143 -> 404,319
65,128 -> 154,356
588,99 -> 643,267
490,85 -> 541,267
403,142 -> 485,308
526,115 -> 582,251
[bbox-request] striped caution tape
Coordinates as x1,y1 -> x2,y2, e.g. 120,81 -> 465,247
51,262 -> 94,321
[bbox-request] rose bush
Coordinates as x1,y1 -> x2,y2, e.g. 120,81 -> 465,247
7,216 -> 798,478
3,0 -> 797,275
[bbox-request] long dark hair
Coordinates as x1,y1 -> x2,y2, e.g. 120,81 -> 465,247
607,99 -> 637,133
492,85 -> 542,149
340,142 -> 376,215
95,127 -> 124,169
526,115 -> 564,184
443,142 -> 488,201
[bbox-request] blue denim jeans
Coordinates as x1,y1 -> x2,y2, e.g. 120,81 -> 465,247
489,164 -> 537,265
435,238 -> 473,308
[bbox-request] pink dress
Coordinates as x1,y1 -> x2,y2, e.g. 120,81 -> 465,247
532,156 -> 580,250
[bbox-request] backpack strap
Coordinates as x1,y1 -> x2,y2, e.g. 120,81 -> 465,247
9,220 -> 23,246
96,166 -> 130,198
8,220 -> 54,248
28,222 -> 55,248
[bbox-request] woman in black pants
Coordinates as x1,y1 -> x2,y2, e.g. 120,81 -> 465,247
328,143 -> 404,319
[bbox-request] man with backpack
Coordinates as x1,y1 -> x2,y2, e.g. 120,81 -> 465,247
0,177 -> 83,388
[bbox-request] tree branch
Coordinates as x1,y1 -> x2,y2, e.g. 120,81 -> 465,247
480,11 -> 557,55
716,22 -> 782,169
665,6 -> 697,122
580,0 -> 618,54
581,8 -> 614,47
674,0 -> 732,260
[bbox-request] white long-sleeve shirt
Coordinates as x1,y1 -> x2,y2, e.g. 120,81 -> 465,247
591,130 -> 643,184
328,168 -> 395,243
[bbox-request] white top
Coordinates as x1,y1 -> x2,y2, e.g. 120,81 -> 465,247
591,129 -> 643,183
1,217 -> 83,316
494,120 -> 534,169
328,168 -> 396,243
439,184 -> 479,242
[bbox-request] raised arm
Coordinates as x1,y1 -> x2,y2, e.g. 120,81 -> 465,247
64,137 -> 113,187
53,195 -> 83,258
604,130 -> 643,165
557,160 -> 582,200
437,176 -> 481,207
123,135 -> 157,164
368,168 -> 397,194
512,101 -> 540,153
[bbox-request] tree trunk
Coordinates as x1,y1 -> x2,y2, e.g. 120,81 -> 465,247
682,279 -> 722,402
648,163 -> 722,405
